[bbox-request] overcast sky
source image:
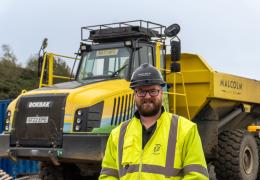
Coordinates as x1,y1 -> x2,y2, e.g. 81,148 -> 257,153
1,0 -> 260,79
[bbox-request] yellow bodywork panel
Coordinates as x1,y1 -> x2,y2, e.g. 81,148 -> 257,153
166,53 -> 260,120
212,72 -> 260,104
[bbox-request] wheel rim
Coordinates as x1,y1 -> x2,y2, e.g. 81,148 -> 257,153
243,146 -> 254,175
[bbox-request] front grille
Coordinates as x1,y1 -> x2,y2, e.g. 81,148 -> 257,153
111,94 -> 135,126
10,94 -> 67,147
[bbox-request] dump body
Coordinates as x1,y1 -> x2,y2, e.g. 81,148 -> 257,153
166,53 -> 260,158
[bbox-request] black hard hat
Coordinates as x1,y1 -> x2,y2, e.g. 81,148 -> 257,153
130,63 -> 166,89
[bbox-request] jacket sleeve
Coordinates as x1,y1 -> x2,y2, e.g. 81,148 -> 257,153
99,131 -> 119,180
182,124 -> 209,180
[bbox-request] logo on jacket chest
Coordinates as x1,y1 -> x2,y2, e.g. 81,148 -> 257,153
152,144 -> 161,155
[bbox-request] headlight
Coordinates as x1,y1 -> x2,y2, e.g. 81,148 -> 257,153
75,125 -> 81,131
5,110 -> 11,131
5,125 -> 9,131
74,102 -> 104,132
5,119 -> 10,124
76,118 -> 82,124
74,109 -> 84,131
77,110 -> 83,116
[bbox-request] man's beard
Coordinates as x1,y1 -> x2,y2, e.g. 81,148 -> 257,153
136,98 -> 162,117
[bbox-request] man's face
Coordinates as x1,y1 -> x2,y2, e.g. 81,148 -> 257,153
134,85 -> 163,117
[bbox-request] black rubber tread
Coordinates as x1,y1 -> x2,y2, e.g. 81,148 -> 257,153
39,162 -> 96,180
213,129 -> 259,180
256,137 -> 260,180
40,163 -> 63,180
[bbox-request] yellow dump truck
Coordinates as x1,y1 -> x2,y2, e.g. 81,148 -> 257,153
0,20 -> 259,180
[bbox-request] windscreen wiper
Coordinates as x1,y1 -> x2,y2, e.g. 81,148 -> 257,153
111,64 -> 128,77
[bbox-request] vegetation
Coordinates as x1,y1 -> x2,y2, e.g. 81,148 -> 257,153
0,45 -> 71,100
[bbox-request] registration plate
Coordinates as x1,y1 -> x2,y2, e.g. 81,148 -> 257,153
26,116 -> 49,124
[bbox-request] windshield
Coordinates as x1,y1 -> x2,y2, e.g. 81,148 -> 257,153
77,48 -> 130,81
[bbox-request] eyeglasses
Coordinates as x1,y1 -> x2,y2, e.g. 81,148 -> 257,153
135,89 -> 161,97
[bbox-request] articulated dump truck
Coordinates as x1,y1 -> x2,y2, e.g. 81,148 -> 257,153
0,20 -> 260,180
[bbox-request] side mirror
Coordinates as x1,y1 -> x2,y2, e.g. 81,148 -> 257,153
164,24 -> 180,37
37,53 -> 48,81
165,23 -> 181,72
38,38 -> 48,79
37,56 -> 43,78
171,40 -> 181,62
170,41 -> 181,72
171,62 -> 181,72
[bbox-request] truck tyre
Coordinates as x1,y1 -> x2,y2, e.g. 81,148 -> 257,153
214,129 -> 259,180
40,163 -> 63,180
256,137 -> 260,180
40,162 -> 89,180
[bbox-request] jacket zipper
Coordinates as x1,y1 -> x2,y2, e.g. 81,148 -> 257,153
138,150 -> 144,180
138,122 -> 159,179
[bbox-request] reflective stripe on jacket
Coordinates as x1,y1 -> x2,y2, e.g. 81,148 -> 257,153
99,111 -> 209,180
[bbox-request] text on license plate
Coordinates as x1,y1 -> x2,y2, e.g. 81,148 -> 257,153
26,116 -> 49,124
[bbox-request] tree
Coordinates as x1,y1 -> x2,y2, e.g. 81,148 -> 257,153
1,44 -> 17,64
0,45 -> 73,100
0,45 -> 22,99
0,45 -> 21,81
26,55 -> 72,84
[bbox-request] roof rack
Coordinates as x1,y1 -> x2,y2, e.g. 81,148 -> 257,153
81,20 -> 166,43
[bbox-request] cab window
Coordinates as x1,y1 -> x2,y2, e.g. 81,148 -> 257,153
132,45 -> 154,72
78,48 -> 130,80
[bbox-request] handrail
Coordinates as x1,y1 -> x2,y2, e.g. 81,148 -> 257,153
39,53 -> 80,88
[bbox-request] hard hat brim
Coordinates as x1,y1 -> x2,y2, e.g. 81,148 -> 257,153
130,79 -> 166,89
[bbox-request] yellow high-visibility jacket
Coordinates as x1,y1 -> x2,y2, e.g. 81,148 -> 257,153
99,110 -> 209,180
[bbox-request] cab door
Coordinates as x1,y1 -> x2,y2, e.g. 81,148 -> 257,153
131,43 -> 155,73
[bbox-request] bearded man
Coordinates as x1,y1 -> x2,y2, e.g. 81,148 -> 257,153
99,63 -> 209,180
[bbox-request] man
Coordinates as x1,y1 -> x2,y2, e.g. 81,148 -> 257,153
99,63 -> 209,179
